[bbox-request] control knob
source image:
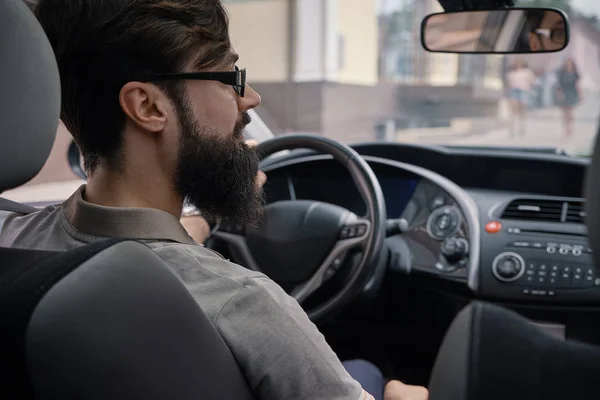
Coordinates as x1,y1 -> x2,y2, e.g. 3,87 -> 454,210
441,237 -> 469,263
427,206 -> 461,240
492,252 -> 525,282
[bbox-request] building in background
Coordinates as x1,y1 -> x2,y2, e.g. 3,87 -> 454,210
379,0 -> 505,131
225,0 -> 400,143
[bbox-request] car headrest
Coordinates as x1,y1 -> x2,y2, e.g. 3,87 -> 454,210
0,0 -> 60,193
585,129 -> 600,260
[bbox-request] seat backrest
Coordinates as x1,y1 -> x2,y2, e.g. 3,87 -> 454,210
0,1 -> 254,398
1,240 -> 255,399
428,301 -> 600,400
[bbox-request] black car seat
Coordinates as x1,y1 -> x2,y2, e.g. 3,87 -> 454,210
0,1 -> 254,398
427,133 -> 600,399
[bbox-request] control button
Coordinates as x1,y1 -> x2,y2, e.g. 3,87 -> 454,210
558,268 -> 572,288
550,264 -> 560,272
595,278 -> 600,287
548,290 -> 556,296
532,242 -> 545,249
492,252 -> 525,282
332,258 -> 343,269
511,241 -> 531,248
582,268 -> 595,286
572,271 -> 584,285
522,288 -> 530,295
573,248 -> 583,257
356,224 -> 367,236
485,221 -> 502,234
547,246 -> 557,254
559,247 -> 570,255
427,207 -> 461,240
340,226 -> 350,239
324,266 -> 337,281
340,223 -> 368,239
430,196 -> 445,210
348,225 -> 357,237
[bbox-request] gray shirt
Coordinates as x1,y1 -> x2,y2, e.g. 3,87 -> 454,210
0,185 -> 370,400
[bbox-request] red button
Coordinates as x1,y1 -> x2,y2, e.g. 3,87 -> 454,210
485,221 -> 502,234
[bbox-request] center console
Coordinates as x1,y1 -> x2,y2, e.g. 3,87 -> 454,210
481,223 -> 600,304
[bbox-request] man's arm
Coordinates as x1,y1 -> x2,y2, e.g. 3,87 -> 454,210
215,275 -> 370,400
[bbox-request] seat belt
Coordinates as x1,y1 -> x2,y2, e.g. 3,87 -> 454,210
0,197 -> 37,214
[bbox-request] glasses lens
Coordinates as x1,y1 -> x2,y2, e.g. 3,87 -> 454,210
551,29 -> 566,44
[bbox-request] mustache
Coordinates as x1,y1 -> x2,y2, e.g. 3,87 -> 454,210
233,112 -> 252,139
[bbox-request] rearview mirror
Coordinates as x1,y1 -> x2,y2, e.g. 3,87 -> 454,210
421,8 -> 569,54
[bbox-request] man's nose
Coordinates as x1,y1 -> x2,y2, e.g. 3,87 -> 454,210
239,84 -> 261,111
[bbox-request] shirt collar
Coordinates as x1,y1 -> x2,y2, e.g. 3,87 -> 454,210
63,185 -> 196,244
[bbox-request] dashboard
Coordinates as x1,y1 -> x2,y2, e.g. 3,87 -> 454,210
259,143 -> 599,307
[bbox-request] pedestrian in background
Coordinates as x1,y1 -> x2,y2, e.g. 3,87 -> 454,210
556,57 -> 582,138
506,58 -> 536,136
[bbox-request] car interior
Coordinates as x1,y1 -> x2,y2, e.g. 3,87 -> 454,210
2,0 -> 600,399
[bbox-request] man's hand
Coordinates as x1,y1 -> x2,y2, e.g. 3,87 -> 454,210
384,380 -> 429,400
180,138 -> 266,244
180,215 -> 212,244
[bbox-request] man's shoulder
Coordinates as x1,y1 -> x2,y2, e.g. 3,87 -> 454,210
0,204 -> 66,248
148,242 -> 269,320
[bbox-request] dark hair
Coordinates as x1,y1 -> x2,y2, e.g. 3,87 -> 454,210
559,58 -> 580,79
525,10 -> 546,31
34,0 -> 231,172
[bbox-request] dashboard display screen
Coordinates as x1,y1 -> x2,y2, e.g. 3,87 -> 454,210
293,174 -> 419,218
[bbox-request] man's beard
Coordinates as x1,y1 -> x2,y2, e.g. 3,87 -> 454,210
172,99 -> 265,227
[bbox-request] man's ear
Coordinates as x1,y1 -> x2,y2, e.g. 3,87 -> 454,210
119,82 -> 170,133
528,33 -> 541,52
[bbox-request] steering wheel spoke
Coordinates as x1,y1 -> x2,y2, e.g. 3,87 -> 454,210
290,218 -> 371,303
212,229 -> 263,272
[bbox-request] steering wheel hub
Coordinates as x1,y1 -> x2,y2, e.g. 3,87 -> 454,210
246,200 -> 351,285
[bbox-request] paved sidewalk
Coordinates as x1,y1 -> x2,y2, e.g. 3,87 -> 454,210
397,93 -> 600,156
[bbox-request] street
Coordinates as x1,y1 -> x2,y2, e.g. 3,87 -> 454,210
397,94 -> 600,156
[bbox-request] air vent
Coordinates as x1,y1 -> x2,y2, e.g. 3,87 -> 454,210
565,201 -> 586,224
502,199 -> 585,224
502,199 -> 564,222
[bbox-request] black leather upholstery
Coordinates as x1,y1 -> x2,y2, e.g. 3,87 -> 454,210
0,0 -> 59,192
0,1 -> 254,399
1,241 -> 254,399
0,241 -> 254,399
429,301 -> 600,400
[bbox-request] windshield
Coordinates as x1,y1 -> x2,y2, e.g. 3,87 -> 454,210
5,0 -> 600,201
223,0 -> 600,156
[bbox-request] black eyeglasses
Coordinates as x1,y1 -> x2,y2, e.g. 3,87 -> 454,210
150,66 -> 246,97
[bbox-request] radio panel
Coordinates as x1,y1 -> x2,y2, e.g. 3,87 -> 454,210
486,236 -> 600,302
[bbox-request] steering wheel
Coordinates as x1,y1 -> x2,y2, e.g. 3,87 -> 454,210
214,134 -> 387,322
